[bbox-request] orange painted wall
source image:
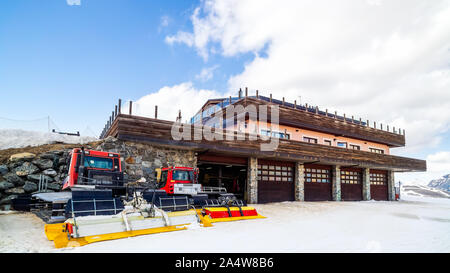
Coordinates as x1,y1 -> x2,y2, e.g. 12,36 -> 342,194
231,119 -> 390,155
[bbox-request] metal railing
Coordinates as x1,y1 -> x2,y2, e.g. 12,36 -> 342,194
69,198 -> 121,216
158,196 -> 190,211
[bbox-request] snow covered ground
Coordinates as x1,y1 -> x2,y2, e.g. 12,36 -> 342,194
1,193 -> 449,253
0,129 -> 97,150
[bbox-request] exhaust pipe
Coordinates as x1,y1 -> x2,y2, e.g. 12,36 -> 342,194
77,147 -> 86,185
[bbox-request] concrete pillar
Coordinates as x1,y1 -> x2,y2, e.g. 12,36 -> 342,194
332,165 -> 341,201
387,170 -> 396,201
362,168 -> 371,201
295,162 -> 305,201
247,157 -> 258,204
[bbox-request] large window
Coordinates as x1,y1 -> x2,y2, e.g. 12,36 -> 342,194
84,156 -> 113,169
303,136 -> 318,144
369,148 -> 385,154
260,129 -> 290,139
349,144 -> 360,150
337,142 -> 348,148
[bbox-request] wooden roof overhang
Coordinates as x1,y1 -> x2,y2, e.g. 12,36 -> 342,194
226,97 -> 406,148
104,114 -> 426,172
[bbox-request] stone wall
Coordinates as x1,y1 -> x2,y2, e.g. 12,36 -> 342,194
94,137 -> 197,183
0,150 -> 71,210
0,137 -> 197,210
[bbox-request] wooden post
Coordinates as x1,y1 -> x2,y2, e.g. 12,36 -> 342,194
335,111 -> 337,119
315,106 -> 319,114
129,101 -> 133,115
294,100 -> 297,108
114,105 -> 117,119
229,96 -> 232,104
351,115 -> 354,123
359,117 -> 362,125
393,126 -> 396,133
374,121 -> 376,129
111,111 -> 114,122
305,103 -> 308,111
270,94 -> 272,102
245,87 -> 248,97
367,120 -> 369,127
343,113 -> 346,122
326,109 -> 328,116
282,97 -> 285,106
155,105 -> 158,119
239,88 -> 242,99
387,125 -> 389,132
403,129 -> 405,135
118,99 -> 122,114
256,90 -> 259,98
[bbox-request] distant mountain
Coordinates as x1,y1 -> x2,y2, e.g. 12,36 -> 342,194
0,129 -> 97,151
428,174 -> 450,192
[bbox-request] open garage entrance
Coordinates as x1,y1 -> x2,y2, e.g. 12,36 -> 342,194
197,154 -> 248,201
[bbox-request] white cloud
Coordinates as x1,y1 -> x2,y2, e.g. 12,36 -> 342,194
121,82 -> 220,123
397,151 -> 450,185
66,0 -> 81,6
166,0 -> 450,155
195,65 -> 219,82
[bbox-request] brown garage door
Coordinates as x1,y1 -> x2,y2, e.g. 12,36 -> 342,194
370,170 -> 388,201
304,164 -> 332,201
257,160 -> 295,203
341,168 -> 362,201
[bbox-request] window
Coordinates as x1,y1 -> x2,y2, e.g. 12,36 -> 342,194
260,129 -> 290,139
341,170 -> 361,184
337,142 -> 347,148
369,148 -> 384,154
172,170 -> 194,181
303,136 -> 318,144
84,156 -> 113,169
349,144 -> 360,150
305,167 -> 331,183
158,170 -> 168,188
370,173 -> 387,185
257,163 -> 293,182
324,140 -> 332,146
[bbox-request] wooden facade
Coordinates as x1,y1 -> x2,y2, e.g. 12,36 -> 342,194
104,114 -> 426,172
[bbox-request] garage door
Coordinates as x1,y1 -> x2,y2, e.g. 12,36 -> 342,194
341,168 -> 362,201
370,170 -> 388,201
257,160 -> 295,203
304,164 -> 332,201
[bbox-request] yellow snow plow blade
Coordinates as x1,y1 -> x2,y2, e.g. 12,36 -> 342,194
45,209 -> 199,249
46,224 -> 188,249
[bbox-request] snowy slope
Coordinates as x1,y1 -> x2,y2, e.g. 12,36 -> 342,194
1,194 -> 449,253
402,184 -> 450,199
0,129 -> 97,150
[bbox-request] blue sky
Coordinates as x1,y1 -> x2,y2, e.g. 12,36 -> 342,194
1,0 -> 449,182
0,0 -> 251,135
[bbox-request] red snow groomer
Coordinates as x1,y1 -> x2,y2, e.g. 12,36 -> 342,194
144,166 -> 264,223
